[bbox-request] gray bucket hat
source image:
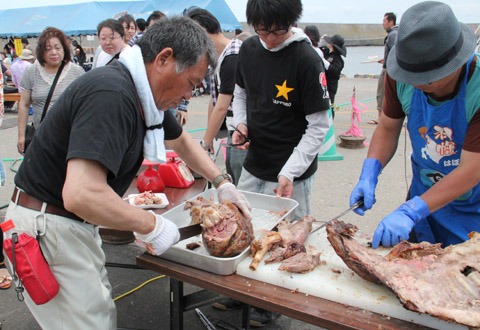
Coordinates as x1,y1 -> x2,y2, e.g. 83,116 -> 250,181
387,1 -> 476,86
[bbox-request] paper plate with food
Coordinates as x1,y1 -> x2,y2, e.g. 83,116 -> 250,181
127,191 -> 169,209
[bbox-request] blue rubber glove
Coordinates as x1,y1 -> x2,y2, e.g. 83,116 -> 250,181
349,158 -> 382,215
372,196 -> 430,249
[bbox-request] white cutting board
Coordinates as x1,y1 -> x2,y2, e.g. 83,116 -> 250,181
236,227 -> 467,330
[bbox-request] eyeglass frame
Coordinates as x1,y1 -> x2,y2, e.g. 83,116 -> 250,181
99,34 -> 122,44
227,127 -> 251,147
254,26 -> 290,36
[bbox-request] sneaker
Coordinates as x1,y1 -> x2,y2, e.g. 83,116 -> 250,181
250,308 -> 281,327
212,297 -> 242,311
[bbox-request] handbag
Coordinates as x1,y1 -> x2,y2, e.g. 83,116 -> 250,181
23,61 -> 65,152
24,123 -> 35,151
3,232 -> 59,305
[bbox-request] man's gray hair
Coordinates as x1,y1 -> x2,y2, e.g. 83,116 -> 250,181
136,16 -> 217,73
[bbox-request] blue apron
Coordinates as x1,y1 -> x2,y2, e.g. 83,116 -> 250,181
407,54 -> 480,247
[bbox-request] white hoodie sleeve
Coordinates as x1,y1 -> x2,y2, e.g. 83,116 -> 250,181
279,111 -> 331,182
232,84 -> 247,127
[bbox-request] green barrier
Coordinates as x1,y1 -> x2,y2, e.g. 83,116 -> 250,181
1,158 -> 23,173
186,128 -> 207,133
2,158 -> 24,162
318,108 -> 344,161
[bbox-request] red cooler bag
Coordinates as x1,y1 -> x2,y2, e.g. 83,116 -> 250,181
3,232 -> 59,305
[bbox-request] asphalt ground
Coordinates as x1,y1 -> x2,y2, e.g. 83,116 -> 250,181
0,76 -> 413,330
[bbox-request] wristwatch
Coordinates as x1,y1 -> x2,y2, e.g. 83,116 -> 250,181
212,173 -> 233,188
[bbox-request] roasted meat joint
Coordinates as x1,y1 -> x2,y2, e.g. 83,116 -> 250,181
184,197 -> 254,258
326,220 -> 480,328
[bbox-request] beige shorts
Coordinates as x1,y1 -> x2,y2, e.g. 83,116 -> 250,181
3,201 -> 117,330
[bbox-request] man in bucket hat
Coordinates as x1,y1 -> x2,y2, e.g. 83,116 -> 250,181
350,1 -> 480,248
11,49 -> 35,90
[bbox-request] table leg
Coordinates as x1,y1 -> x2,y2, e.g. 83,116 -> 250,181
170,279 -> 184,330
241,303 -> 251,330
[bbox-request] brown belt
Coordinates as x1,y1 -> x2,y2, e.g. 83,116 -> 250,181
11,187 -> 85,222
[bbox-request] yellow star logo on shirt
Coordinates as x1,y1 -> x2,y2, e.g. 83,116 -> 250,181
275,80 -> 294,101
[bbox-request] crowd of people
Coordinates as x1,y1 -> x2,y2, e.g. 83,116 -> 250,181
1,0 -> 479,328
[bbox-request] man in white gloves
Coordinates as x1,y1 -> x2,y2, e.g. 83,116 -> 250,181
136,180 -> 251,255
3,17 -> 249,330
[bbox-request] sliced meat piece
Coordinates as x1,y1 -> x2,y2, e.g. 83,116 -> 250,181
186,242 -> 201,250
264,246 -> 287,264
278,252 -> 321,273
265,241 -> 306,265
264,215 -> 316,264
289,215 -> 315,243
277,220 -> 294,242
283,241 -> 307,259
326,220 -> 480,327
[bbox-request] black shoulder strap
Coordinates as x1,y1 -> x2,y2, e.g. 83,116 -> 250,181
40,60 -> 66,123
106,52 -> 121,66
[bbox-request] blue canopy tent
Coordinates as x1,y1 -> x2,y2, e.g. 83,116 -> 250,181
0,0 -> 241,37
150,0 -> 241,32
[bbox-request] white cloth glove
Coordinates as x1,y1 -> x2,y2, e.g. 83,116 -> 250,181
134,211 -> 180,255
217,182 -> 252,220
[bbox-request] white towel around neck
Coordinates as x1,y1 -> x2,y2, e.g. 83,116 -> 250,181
119,45 -> 166,163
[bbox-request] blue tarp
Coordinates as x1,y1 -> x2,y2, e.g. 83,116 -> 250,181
0,0 -> 241,37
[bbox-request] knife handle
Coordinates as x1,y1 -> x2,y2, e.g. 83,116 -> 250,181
351,199 -> 364,210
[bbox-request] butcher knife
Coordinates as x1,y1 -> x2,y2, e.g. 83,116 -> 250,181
311,200 -> 364,234
178,223 -> 202,241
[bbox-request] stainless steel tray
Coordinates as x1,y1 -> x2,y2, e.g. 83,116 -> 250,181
159,188 -> 298,275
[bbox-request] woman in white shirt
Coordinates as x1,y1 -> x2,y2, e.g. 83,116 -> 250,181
93,19 -> 128,69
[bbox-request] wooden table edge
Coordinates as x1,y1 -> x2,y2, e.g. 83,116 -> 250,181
137,253 -> 433,330
4,93 -> 21,102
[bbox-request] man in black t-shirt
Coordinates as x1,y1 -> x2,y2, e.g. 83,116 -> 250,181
233,0 -> 331,219
4,17 -> 250,329
226,0 -> 331,326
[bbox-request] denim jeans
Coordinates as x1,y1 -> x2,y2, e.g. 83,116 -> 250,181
237,168 -> 314,220
226,131 -> 247,185
0,152 -> 5,186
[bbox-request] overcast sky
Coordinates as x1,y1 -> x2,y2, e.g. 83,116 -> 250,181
3,0 -> 479,24
224,0 -> 480,23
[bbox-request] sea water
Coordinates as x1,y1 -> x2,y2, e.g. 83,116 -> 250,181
341,46 -> 385,78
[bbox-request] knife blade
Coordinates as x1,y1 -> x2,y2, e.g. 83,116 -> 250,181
178,223 -> 202,241
311,200 -> 364,234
